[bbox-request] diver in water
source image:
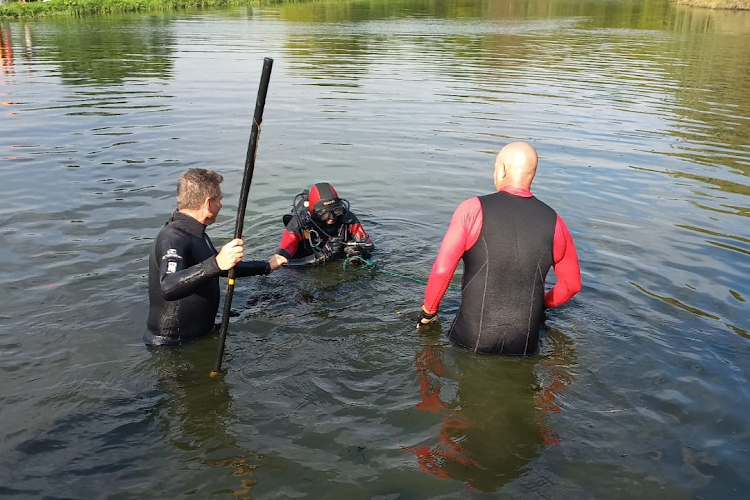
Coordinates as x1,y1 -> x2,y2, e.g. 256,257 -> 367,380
271,182 -> 374,267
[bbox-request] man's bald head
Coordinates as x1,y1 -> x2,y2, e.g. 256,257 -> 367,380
493,142 -> 538,191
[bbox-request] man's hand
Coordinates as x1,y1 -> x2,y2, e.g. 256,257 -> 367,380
268,254 -> 288,272
344,241 -> 373,257
416,305 -> 438,329
344,245 -> 361,257
216,238 -> 244,271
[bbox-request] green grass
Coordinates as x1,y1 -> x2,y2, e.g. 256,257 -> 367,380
0,0 -> 299,19
3,0 -> 749,20
672,0 -> 750,8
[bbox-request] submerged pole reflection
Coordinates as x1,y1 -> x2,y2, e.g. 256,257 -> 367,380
151,343 -> 262,499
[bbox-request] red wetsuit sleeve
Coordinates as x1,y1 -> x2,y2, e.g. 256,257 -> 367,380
349,222 -> 372,243
278,229 -> 303,259
544,215 -> 582,308
422,198 -> 483,314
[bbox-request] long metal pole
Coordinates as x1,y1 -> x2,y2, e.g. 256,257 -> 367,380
211,57 -> 273,377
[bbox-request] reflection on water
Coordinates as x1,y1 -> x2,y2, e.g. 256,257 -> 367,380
664,7 -> 750,181
398,326 -> 577,492
27,18 -> 175,86
152,345 -> 262,499
404,327 -> 575,492
1,0 -> 750,498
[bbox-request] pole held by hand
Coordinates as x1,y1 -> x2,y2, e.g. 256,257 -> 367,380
211,57 -> 274,377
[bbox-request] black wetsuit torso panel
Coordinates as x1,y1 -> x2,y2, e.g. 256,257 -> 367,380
448,192 -> 557,355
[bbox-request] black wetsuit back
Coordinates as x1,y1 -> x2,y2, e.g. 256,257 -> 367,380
448,192 -> 557,355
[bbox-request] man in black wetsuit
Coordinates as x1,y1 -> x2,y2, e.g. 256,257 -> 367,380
145,168 -> 285,346
271,182 -> 374,267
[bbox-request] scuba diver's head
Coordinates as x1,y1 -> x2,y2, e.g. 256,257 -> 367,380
309,182 -> 347,225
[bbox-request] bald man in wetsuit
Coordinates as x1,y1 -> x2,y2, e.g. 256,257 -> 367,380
417,142 -> 581,355
145,168 -> 286,347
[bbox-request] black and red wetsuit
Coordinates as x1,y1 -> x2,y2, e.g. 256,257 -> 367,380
276,212 -> 373,265
422,186 -> 581,355
145,212 -> 270,346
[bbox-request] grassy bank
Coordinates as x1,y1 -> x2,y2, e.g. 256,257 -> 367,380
0,0 -> 295,19
3,0 -> 749,20
672,0 -> 750,8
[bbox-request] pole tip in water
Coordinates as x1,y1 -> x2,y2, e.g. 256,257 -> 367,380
209,370 -> 220,378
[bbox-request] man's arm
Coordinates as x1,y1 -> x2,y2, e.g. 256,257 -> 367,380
233,260 -> 271,277
544,215 -> 581,308
420,198 -> 483,318
156,233 -> 222,301
344,214 -> 375,255
276,229 -> 302,260
272,217 -> 304,264
232,252 -> 288,276
347,215 -> 373,244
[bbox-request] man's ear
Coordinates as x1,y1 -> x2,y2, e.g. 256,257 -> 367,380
494,162 -> 506,187
202,196 -> 213,210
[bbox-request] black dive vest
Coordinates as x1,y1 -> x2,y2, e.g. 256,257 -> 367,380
448,191 -> 557,355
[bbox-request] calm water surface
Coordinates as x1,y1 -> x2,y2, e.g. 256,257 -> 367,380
1,0 -> 749,498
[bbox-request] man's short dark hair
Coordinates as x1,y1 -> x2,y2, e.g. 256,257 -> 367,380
177,168 -> 223,210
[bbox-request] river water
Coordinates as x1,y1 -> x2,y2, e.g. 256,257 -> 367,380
1,0 -> 749,498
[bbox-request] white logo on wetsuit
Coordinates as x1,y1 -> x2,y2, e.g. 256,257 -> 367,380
163,249 -> 182,274
164,249 -> 182,260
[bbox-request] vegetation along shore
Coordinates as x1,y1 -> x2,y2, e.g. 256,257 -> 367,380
1,0 -> 749,22
672,0 -> 750,9
0,0 -> 289,19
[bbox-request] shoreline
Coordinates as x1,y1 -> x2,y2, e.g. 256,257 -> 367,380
671,0 -> 750,9
0,0 -> 286,19
2,0 -> 750,20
